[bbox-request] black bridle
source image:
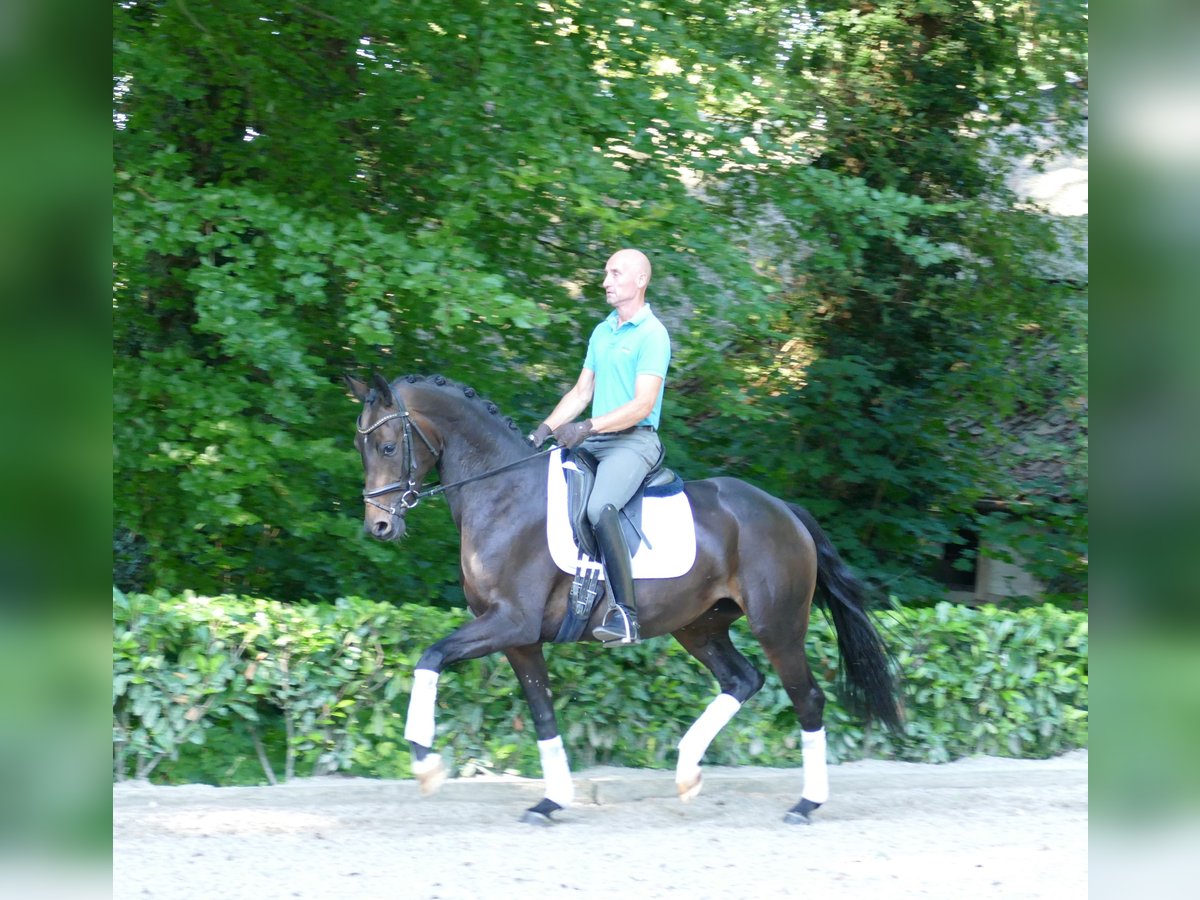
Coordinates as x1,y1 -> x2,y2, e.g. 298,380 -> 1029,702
357,391 -> 557,517
357,403 -> 443,517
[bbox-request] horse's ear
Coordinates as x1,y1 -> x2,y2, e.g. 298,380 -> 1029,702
370,370 -> 396,408
344,374 -> 370,404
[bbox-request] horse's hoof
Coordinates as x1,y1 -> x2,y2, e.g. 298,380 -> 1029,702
520,798 -> 562,826
783,798 -> 821,825
520,810 -> 556,826
412,753 -> 446,796
677,772 -> 703,803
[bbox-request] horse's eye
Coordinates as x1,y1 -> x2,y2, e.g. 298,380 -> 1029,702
382,442 -> 397,456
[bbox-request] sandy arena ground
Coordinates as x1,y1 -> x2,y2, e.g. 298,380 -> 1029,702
114,751 -> 1087,899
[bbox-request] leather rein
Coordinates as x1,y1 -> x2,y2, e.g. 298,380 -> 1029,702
357,405 -> 557,517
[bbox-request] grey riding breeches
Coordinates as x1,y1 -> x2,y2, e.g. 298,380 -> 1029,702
580,429 -> 663,526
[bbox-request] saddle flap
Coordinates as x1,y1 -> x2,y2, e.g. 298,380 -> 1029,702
546,449 -> 697,580
563,451 -> 599,559
561,447 -> 660,556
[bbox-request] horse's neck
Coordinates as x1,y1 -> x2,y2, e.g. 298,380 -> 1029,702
439,440 -> 545,532
409,388 -> 540,521
438,430 -> 528,486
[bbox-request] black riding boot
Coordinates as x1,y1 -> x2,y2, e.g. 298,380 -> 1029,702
592,504 -> 641,645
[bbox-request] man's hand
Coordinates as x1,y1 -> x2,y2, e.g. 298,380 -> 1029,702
554,419 -> 594,450
527,422 -> 553,448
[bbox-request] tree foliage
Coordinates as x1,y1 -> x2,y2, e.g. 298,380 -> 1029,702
113,0 -> 1087,605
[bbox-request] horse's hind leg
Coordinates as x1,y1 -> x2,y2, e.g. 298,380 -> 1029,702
753,619 -> 829,825
671,601 -> 765,801
503,644 -> 574,826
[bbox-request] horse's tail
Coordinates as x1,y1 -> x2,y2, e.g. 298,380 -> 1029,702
789,504 -> 905,732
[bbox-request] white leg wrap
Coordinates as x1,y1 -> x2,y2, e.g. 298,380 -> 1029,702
404,668 -> 440,747
801,727 -> 829,804
676,693 -> 742,785
537,736 -> 575,807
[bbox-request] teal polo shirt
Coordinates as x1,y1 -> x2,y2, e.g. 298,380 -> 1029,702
583,304 -> 671,428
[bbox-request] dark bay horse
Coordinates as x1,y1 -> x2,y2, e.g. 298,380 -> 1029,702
346,372 -> 903,825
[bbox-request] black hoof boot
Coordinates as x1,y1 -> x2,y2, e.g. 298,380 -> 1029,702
520,798 -> 562,826
783,798 -> 821,825
593,605 -> 641,645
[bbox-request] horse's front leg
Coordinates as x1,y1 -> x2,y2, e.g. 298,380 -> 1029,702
404,609 -> 539,797
503,643 -> 573,825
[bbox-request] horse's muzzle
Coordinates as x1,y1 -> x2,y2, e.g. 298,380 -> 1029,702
365,511 -> 407,541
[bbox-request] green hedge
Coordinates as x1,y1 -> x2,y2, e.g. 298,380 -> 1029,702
112,589 -> 1087,785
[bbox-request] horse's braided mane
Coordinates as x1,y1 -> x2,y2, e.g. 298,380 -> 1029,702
401,373 -> 526,438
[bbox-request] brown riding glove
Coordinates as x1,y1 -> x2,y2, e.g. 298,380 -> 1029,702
527,422 -> 553,448
554,419 -> 594,450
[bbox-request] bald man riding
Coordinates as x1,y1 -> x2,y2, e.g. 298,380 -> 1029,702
528,248 -> 672,645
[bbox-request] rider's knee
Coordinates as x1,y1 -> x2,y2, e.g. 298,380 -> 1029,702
586,501 -> 618,528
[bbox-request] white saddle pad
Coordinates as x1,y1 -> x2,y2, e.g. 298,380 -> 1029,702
545,448 -> 697,579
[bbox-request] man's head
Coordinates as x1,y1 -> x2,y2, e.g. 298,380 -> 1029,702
603,248 -> 652,319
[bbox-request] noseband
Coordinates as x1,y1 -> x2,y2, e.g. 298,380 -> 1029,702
357,402 -> 441,517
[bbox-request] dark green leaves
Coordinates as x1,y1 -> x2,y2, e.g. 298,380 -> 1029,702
114,0 -> 1086,608
114,592 -> 1088,784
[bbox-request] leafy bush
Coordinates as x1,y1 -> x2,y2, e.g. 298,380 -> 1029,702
113,590 -> 1087,785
